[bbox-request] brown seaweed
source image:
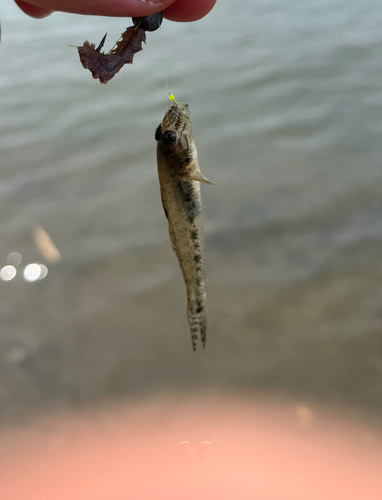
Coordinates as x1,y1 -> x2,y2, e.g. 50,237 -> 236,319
78,26 -> 146,84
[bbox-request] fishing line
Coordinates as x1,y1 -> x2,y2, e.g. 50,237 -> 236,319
155,19 -> 180,108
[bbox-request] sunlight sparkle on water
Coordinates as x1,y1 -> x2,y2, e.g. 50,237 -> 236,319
0,266 -> 17,281
23,263 -> 41,282
6,252 -> 22,266
38,264 -> 48,279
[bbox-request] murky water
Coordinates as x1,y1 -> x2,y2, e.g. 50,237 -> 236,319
1,0 -> 382,423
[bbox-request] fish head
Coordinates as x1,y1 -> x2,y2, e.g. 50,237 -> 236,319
155,103 -> 196,164
156,103 -> 214,185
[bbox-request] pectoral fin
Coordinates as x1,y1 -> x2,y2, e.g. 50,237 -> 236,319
185,170 -> 215,185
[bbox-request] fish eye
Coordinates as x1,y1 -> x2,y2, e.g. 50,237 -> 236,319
155,125 -> 162,141
162,130 -> 177,147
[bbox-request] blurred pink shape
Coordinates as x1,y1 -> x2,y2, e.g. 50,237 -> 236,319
0,397 -> 381,500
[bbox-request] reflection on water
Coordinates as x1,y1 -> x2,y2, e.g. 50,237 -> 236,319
0,264 -> 16,281
1,0 -> 382,423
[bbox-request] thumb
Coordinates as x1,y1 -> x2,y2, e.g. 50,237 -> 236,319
14,0 -> 176,18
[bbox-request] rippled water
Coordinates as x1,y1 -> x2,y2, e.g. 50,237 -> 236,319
1,0 -> 382,422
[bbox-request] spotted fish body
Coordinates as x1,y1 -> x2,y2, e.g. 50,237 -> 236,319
155,103 -> 213,350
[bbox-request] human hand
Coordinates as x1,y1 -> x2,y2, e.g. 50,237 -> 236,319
1,398 -> 382,500
14,0 -> 217,22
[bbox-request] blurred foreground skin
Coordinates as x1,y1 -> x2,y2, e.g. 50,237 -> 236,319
0,397 -> 382,500
13,0 -> 217,21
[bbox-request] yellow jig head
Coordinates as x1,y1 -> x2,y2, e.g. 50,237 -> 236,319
168,93 -> 180,105
168,92 -> 191,121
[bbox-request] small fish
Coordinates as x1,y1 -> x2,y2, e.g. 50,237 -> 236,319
155,101 -> 213,350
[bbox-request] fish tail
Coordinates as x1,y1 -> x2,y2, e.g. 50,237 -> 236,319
187,308 -> 207,351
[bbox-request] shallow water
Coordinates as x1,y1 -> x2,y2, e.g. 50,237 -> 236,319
1,0 -> 382,422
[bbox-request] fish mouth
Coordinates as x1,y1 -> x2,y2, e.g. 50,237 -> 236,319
162,102 -> 191,130
163,102 -> 190,127
174,102 -> 190,118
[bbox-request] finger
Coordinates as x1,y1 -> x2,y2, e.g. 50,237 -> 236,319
14,0 -> 53,18
14,0 -> 177,17
163,0 -> 217,22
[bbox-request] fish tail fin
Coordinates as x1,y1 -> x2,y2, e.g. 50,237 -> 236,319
187,308 -> 207,351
